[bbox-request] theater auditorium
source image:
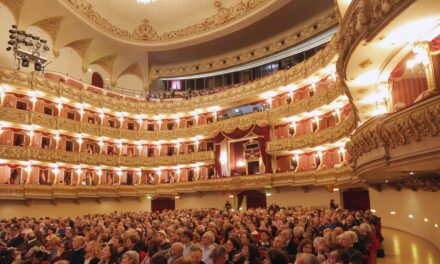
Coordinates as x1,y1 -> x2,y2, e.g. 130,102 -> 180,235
0,0 -> 439,263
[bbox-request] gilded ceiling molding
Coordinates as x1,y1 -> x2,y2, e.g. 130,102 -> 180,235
0,0 -> 25,24
62,0 -> 268,42
89,54 -> 118,75
32,16 -> 64,45
151,12 -> 338,78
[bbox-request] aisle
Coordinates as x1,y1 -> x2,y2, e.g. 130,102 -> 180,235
378,228 -> 440,264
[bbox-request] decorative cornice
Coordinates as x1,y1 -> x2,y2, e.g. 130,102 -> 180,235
0,81 -> 346,142
267,113 -> 356,155
0,167 -> 357,199
150,12 -> 338,78
0,37 -> 337,114
62,0 -> 268,43
0,145 -> 214,169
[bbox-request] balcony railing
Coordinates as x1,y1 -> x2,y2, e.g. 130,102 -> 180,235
267,113 -> 356,155
346,94 -> 440,168
0,145 -> 215,168
0,38 -> 337,114
0,81 -> 346,141
0,167 -> 357,199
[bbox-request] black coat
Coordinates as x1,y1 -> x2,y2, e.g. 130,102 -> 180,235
68,247 -> 86,264
6,234 -> 24,249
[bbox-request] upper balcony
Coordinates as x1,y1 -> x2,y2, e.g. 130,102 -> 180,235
346,94 -> 440,182
0,37 -> 338,115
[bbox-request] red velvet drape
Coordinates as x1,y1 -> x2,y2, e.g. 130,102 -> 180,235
299,153 -> 315,171
276,156 -> 291,172
391,77 -> 428,108
274,124 -> 289,139
322,148 -> 340,168
295,118 -> 311,136
213,125 -> 272,175
237,190 -> 267,209
430,35 -> 440,89
151,197 -> 175,212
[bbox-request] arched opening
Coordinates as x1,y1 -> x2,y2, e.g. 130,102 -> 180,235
151,197 -> 175,212
92,72 -> 104,88
237,190 -> 267,209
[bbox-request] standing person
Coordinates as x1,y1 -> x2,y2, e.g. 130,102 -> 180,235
330,199 -> 338,210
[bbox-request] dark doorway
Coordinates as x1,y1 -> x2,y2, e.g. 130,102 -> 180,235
237,190 -> 267,209
151,197 -> 175,212
247,161 -> 260,175
92,72 -> 104,88
342,188 -> 370,211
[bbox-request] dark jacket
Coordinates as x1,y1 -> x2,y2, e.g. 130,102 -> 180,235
68,247 -> 86,264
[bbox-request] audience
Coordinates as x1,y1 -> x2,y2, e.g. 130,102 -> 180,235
0,206 -> 382,264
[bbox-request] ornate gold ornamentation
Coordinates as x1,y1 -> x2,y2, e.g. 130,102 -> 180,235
347,95 -> 440,163
151,12 -> 338,78
0,145 -> 214,168
358,58 -> 373,69
63,0 -> 268,43
267,113 -> 356,155
0,36 -> 337,115
0,72 -> 347,142
64,38 -> 93,60
0,166 -> 357,200
336,0 -> 415,79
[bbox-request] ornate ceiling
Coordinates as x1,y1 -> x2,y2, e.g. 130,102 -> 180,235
0,0 -> 334,89
61,0 -> 271,44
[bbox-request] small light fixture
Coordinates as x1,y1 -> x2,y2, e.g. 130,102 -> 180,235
390,211 -> 396,215
174,195 -> 180,199
408,214 -> 413,219
229,194 -> 234,198
370,209 -> 376,213
435,223 -> 438,228
266,192 -> 272,197
409,171 -> 415,175
424,218 -> 428,222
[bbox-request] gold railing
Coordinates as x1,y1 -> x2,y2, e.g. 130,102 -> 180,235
336,0 -> 414,79
346,95 -> 440,164
150,12 -> 338,78
267,113 -> 356,155
0,145 -> 214,168
0,81 -> 346,141
0,38 -> 337,115
0,167 -> 356,199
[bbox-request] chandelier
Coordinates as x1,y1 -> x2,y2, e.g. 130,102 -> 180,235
137,0 -> 158,4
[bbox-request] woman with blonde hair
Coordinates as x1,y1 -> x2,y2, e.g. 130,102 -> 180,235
84,240 -> 100,264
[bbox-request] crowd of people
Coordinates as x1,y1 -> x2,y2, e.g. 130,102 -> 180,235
0,203 -> 382,264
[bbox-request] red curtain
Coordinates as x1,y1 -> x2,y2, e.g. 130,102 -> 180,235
67,79 -> 84,90
230,141 -> 245,175
213,125 -> 272,174
319,115 -> 337,130
277,156 -> 291,172
430,35 -> 440,89
299,153 -> 315,171
214,145 -> 222,177
391,77 -> 428,108
322,149 -> 340,168
274,124 -> 289,139
295,119 -> 311,136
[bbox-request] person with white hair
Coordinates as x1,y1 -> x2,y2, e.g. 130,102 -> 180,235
201,231 -> 215,264
294,253 -> 321,264
338,232 -> 363,264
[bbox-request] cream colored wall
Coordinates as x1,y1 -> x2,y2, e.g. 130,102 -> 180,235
267,186 -> 339,208
0,197 -> 151,218
369,188 -> 440,250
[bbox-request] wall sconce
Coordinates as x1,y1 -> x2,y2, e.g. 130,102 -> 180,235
236,160 -> 245,167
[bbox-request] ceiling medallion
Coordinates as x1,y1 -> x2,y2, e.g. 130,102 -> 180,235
63,0 -> 268,42
136,0 -> 158,4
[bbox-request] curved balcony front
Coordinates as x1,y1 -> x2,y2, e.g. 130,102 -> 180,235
346,95 -> 440,181
0,166 -> 357,199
